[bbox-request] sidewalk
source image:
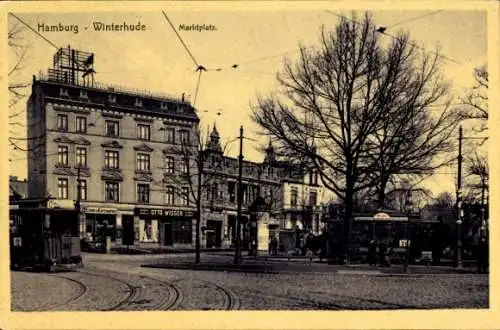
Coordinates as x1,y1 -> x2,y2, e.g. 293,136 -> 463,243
142,254 -> 481,275
109,244 -> 234,255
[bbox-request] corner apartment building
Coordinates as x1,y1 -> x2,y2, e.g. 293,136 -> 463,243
27,47 -> 199,247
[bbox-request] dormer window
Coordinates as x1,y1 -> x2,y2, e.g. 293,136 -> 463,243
108,94 -> 116,104
135,98 -> 143,107
79,90 -> 88,100
59,88 -> 69,98
161,102 -> 168,110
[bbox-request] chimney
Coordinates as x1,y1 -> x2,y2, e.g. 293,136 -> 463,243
181,93 -> 185,102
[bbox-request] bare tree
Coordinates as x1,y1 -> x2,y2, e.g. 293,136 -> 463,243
459,66 -> 488,133
434,191 -> 454,207
8,22 -> 31,154
252,12 -> 456,261
156,124 -> 228,264
463,152 -> 488,205
362,34 -> 459,208
385,179 -> 433,213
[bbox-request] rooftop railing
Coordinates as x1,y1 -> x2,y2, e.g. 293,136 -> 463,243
38,70 -> 191,104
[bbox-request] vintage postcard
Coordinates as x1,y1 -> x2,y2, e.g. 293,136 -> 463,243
1,1 -> 498,329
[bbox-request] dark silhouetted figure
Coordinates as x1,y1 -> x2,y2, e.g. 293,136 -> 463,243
378,240 -> 387,267
368,240 -> 377,266
477,237 -> 489,274
271,236 -> 278,256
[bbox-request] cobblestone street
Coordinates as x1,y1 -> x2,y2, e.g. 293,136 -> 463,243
11,253 -> 489,311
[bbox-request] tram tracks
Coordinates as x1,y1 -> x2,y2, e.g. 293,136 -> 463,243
45,268 -> 240,311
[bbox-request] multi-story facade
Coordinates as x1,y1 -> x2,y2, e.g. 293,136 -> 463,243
26,47 -> 326,250
201,128 -> 326,249
27,47 -> 199,247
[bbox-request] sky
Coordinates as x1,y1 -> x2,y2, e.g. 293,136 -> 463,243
7,7 -> 488,199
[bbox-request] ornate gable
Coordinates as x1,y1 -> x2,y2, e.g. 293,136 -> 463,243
134,172 -> 154,182
101,169 -> 124,181
53,167 -> 75,176
101,140 -> 123,149
53,135 -> 74,144
74,136 -> 91,146
134,143 -> 154,152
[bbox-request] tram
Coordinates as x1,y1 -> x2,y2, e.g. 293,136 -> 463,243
326,209 -> 442,264
10,198 -> 83,271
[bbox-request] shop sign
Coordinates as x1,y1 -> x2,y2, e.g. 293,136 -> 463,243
47,199 -> 75,209
373,212 -> 391,220
83,207 -> 117,214
135,208 -> 195,218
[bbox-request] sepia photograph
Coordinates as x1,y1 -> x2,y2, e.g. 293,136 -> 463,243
3,1 -> 496,328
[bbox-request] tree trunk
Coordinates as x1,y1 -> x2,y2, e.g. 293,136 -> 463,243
377,177 -> 389,209
342,180 -> 354,264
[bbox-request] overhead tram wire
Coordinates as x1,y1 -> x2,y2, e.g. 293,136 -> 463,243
161,11 -> 207,107
325,11 -> 462,65
9,13 -> 59,50
385,10 -> 444,29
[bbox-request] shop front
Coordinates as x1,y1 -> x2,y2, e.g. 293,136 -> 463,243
134,208 -> 196,247
82,206 -> 118,243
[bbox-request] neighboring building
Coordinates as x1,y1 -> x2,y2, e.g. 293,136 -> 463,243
9,176 -> 27,201
201,128 -> 326,249
26,46 -> 326,249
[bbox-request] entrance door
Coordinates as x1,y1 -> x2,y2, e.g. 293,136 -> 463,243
214,221 -> 222,248
207,221 -> 222,248
163,223 -> 173,246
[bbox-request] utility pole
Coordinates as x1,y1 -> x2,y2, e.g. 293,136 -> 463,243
76,167 -> 83,239
456,126 -> 463,268
195,149 -> 203,264
480,174 -> 486,238
234,126 -> 244,264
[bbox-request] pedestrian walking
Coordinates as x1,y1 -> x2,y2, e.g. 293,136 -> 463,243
271,236 -> 278,255
368,239 -> 377,266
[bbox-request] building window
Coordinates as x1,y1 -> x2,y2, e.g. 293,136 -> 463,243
137,124 -> 150,141
135,98 -> 143,107
165,186 -> 175,205
137,184 -> 150,203
76,116 -> 87,133
58,146 -> 69,165
58,178 -> 68,199
77,179 -> 87,201
309,191 -> 317,206
179,130 -> 190,145
59,88 -> 69,97
166,128 -> 175,143
211,183 -> 218,201
105,120 -> 119,137
165,156 -> 175,174
57,114 -> 68,131
105,181 -> 119,202
108,94 -> 116,104
181,158 -> 189,174
76,147 -> 87,167
104,150 -> 119,169
137,153 -> 150,172
228,182 -> 236,203
79,90 -> 88,100
291,187 -> 298,206
181,187 -> 189,206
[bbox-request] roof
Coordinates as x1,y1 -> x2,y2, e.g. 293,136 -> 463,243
33,79 -> 200,122
9,178 -> 27,200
